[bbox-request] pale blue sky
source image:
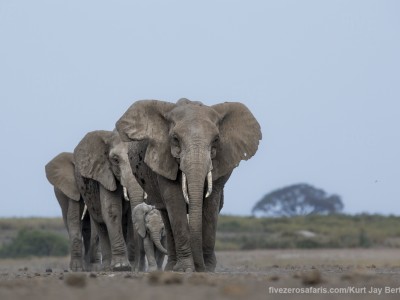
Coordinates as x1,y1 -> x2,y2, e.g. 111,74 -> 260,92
0,1 -> 399,217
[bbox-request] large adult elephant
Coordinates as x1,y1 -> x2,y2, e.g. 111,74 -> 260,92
74,130 -> 145,271
45,152 -> 100,271
116,98 -> 261,272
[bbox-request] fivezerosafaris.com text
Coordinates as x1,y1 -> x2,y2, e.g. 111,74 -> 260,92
269,286 -> 400,295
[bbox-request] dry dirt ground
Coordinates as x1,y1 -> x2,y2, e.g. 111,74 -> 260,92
1,249 -> 400,300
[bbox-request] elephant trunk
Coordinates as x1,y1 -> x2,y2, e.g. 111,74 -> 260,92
127,178 -> 145,208
123,173 -> 145,272
181,149 -> 211,272
149,229 -> 168,255
120,163 -> 144,207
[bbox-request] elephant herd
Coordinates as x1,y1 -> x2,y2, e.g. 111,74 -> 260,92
45,98 -> 262,273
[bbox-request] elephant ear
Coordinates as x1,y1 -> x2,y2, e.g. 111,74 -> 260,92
116,100 -> 178,180
133,203 -> 152,238
74,130 -> 117,191
45,152 -> 80,201
211,102 -> 262,180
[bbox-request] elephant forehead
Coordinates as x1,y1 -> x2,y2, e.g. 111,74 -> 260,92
145,210 -> 162,221
169,106 -> 221,140
169,103 -> 221,123
173,120 -> 220,141
147,217 -> 163,227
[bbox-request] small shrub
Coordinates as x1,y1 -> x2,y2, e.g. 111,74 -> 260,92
295,238 -> 321,249
0,229 -> 69,258
218,220 -> 242,232
358,229 -> 371,248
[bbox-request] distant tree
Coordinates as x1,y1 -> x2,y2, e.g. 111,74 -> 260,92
252,183 -> 344,217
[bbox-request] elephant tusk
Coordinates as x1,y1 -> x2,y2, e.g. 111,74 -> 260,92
205,170 -> 213,198
123,186 -> 130,201
81,204 -> 88,221
182,172 -> 189,204
144,192 -> 148,200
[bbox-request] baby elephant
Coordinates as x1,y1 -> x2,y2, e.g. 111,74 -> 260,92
133,203 -> 167,271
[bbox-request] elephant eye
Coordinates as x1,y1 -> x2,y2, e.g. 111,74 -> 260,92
210,135 -> 219,159
170,133 -> 182,158
171,134 -> 180,146
211,146 -> 217,159
111,156 -> 119,164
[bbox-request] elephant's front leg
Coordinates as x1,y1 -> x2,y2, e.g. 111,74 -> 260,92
158,176 -> 194,272
143,236 -> 157,272
66,198 -> 84,272
202,173 -> 231,272
92,221 -> 111,271
99,185 -> 131,271
88,217 -> 102,271
202,190 -> 221,272
159,209 -> 176,271
81,211 -> 92,270
124,211 -> 136,267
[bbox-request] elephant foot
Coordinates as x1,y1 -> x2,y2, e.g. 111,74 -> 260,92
102,265 -> 112,272
205,265 -> 216,272
164,259 -> 177,272
112,263 -> 131,272
70,258 -> 84,272
204,254 -> 217,272
194,264 -> 206,272
89,263 -> 103,272
172,258 -> 194,273
147,265 -> 158,272
111,257 -> 132,272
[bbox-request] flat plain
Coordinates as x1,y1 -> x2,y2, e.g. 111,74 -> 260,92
1,249 -> 400,300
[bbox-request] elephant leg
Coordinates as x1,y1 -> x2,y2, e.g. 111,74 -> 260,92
125,209 -> 136,266
202,172 -> 232,272
55,188 -> 69,231
138,239 -> 147,272
202,190 -> 221,272
66,198 -> 84,272
128,207 -> 144,272
128,190 -> 145,272
81,211 -> 91,271
93,221 -> 111,271
99,185 -> 131,271
159,209 -> 176,271
124,205 -> 146,271
158,176 -> 194,272
89,216 -> 102,271
156,252 -> 165,270
143,236 -> 157,272
203,173 -> 231,272
55,189 -> 83,271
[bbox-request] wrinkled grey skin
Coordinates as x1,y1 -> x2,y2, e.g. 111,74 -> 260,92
73,130 -> 145,271
45,152 -> 101,272
133,203 -> 167,272
116,99 -> 262,272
